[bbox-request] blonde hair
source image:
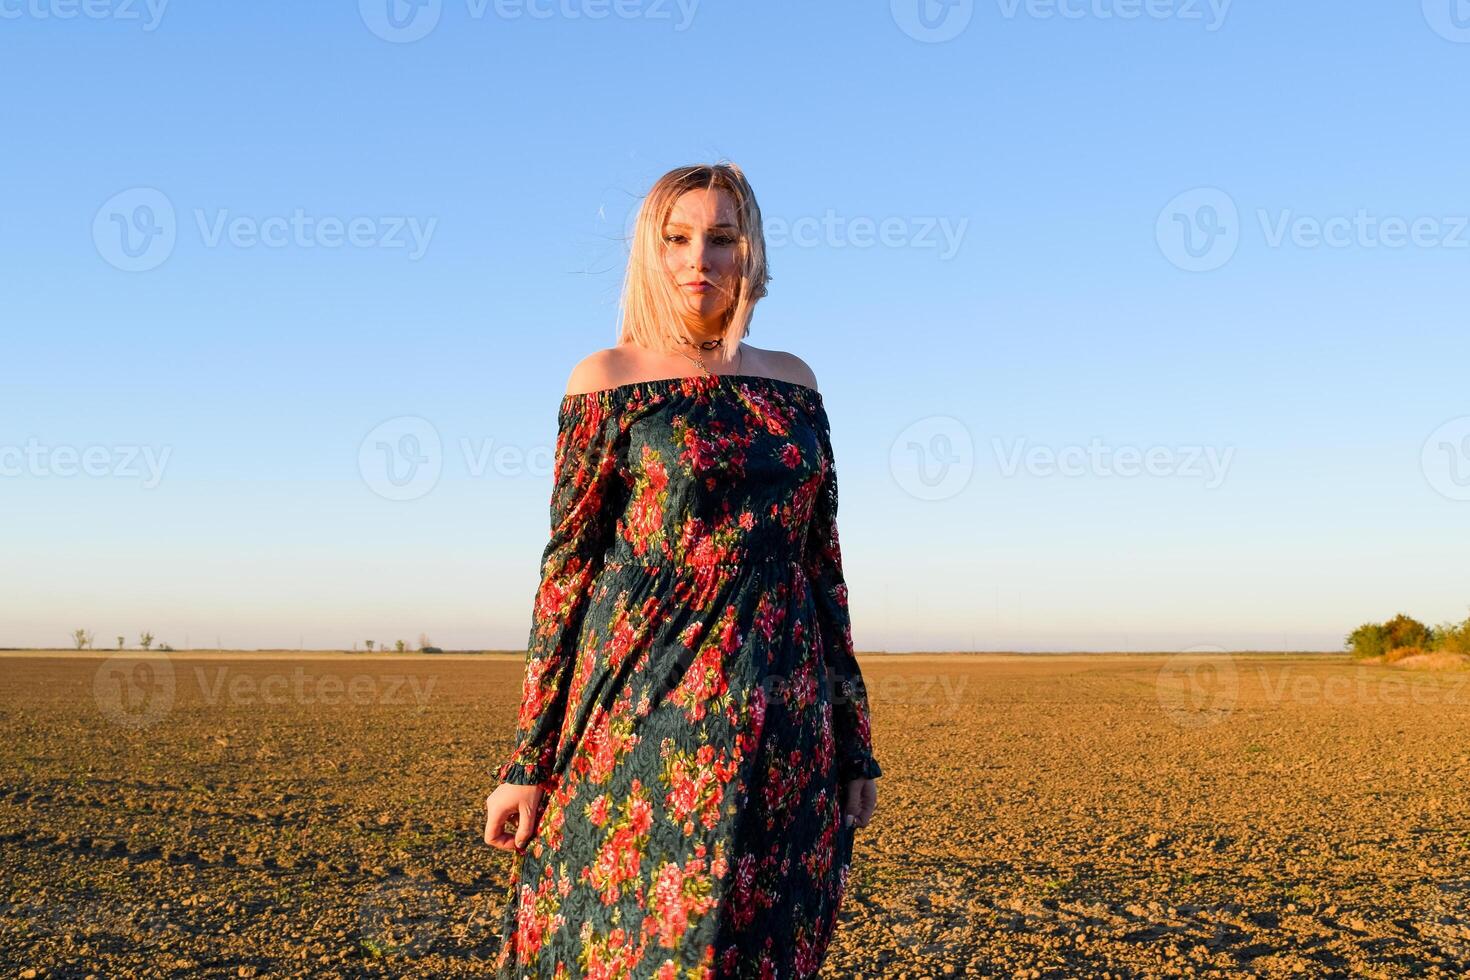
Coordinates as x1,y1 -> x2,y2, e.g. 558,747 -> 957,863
616,162 -> 771,367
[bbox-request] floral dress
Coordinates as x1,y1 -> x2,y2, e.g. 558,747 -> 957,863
493,373 -> 883,979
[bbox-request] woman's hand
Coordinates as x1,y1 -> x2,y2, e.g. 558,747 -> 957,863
484,782 -> 544,853
842,777 -> 877,830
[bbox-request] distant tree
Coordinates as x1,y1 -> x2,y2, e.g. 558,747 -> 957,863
1431,613 -> 1470,655
1348,613 -> 1441,660
365,640 -> 375,652
71,628 -> 93,651
1382,613 -> 1430,650
417,632 -> 433,652
395,639 -> 406,653
116,635 -> 125,650
1345,622 -> 1388,659
139,631 -> 154,652
159,643 -> 173,652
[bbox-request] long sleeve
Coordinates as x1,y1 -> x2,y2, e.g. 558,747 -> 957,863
496,394 -> 621,786
803,400 -> 883,783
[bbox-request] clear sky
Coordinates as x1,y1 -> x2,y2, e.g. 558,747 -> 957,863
3,1 -> 1469,652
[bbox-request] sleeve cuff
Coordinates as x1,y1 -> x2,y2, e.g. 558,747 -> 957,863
495,759 -> 551,786
838,754 -> 883,782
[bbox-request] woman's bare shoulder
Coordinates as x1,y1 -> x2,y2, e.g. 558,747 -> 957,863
564,346 -> 640,396
743,344 -> 819,392
563,343 -> 820,396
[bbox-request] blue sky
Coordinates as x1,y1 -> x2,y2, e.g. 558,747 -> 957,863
3,1 -> 1469,652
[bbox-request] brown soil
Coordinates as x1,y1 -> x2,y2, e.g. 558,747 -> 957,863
1,652 -> 1467,978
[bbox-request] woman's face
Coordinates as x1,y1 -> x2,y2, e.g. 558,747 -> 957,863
661,187 -> 741,331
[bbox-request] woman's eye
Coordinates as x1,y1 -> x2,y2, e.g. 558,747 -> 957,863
663,234 -> 736,245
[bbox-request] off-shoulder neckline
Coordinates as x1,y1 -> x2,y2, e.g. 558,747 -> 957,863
560,373 -> 823,404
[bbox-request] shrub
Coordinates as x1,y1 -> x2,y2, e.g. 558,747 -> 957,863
1346,614 -> 1432,659
1383,614 -> 1430,650
1431,615 -> 1470,655
1345,622 -> 1389,659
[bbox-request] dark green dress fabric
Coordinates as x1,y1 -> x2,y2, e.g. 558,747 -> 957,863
493,373 -> 882,979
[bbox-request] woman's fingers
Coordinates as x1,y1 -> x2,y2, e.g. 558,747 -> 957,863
842,778 -> 878,829
856,778 -> 877,828
513,799 -> 537,851
485,795 -> 514,849
485,799 -> 508,852
484,786 -> 544,851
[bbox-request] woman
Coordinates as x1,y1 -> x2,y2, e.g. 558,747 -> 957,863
483,162 -> 882,978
